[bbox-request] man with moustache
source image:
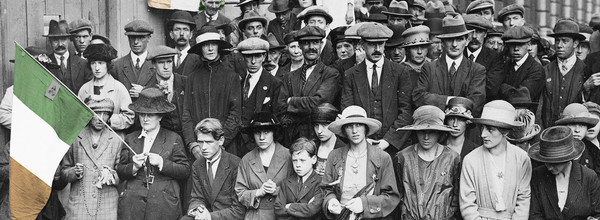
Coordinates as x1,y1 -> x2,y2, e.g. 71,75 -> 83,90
400,25 -> 432,88
297,6 -> 336,66
384,24 -> 407,64
342,22 -> 413,155
168,11 -> 201,76
382,0 -> 413,28
413,14 -> 487,116
69,19 -> 93,59
194,0 -> 231,32
484,26 -> 506,53
45,20 -> 91,94
424,16 -> 444,61
263,33 -> 287,78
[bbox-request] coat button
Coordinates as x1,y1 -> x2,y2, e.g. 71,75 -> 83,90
92,194 -> 96,198
377,207 -> 381,211
370,209 -> 375,213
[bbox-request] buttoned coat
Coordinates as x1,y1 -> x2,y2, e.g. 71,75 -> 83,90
583,51 -> 600,104
322,144 -> 400,220
78,75 -> 135,131
241,69 -> 284,125
235,143 -> 293,220
115,128 -> 190,220
274,171 -> 324,220
48,53 -> 91,94
112,53 -> 156,92
464,47 -> 505,101
499,54 -> 546,102
279,62 -> 341,115
530,163 -> 600,220
413,55 -> 487,116
187,151 -> 245,220
541,59 -> 586,128
341,59 -> 413,150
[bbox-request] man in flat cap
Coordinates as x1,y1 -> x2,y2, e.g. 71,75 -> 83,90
297,6 -> 337,66
484,26 -> 506,53
69,19 -> 93,59
44,19 -> 91,94
462,14 -> 505,102
466,0 -> 495,22
413,14 -> 487,116
278,25 -> 340,146
498,3 -> 525,30
168,11 -> 201,76
264,33 -> 288,78
112,19 -> 155,100
542,19 -> 588,128
194,0 -> 231,32
342,22 -> 413,154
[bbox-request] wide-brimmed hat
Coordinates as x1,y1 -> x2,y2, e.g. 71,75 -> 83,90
312,103 -> 339,124
363,6 -> 388,23
147,45 -> 178,61
424,1 -> 446,19
528,126 -> 585,163
328,105 -> 382,137
69,19 -> 93,34
44,20 -> 71,37
167,10 -> 196,30
471,100 -> 524,128
466,0 -> 495,14
445,97 -> 474,120
385,24 -> 406,47
238,11 -> 268,31
583,101 -> 600,116
548,19 -> 586,41
400,25 -> 431,48
83,44 -> 118,62
297,6 -> 333,24
124,20 -> 154,36
436,13 -> 474,39
129,87 -> 176,113
504,87 -> 538,110
507,108 -> 541,143
189,26 -> 232,55
382,0 -> 412,18
266,33 -> 286,50
86,98 -> 115,113
554,103 -> 600,127
238,37 -> 269,54
497,4 -> 524,22
242,111 -> 281,134
397,105 -> 455,132
268,0 -> 290,13
358,22 -> 393,42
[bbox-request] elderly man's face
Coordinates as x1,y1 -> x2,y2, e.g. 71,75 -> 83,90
406,45 -> 428,65
363,41 -> 385,63
287,41 -> 304,61
201,41 -> 219,61
240,1 -> 259,15
50,36 -> 69,55
502,13 -> 525,29
577,42 -> 591,61
484,35 -> 504,52
388,16 -> 408,27
555,36 -> 578,59
386,46 -> 405,63
127,35 -> 150,55
264,49 -> 282,71
71,29 -> 91,54
243,53 -> 266,73
473,8 -> 494,21
409,6 -> 424,18
170,23 -> 192,47
306,16 -> 328,31
507,42 -> 530,62
335,41 -> 355,60
427,35 -> 443,59
154,57 -> 174,80
442,34 -> 470,59
203,0 -> 221,16
276,10 -> 292,25
467,28 -> 487,51
243,21 -> 264,39
300,39 -> 322,62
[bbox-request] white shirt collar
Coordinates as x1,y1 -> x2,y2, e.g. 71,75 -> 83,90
558,53 -> 577,73
138,127 -> 160,153
555,161 -> 572,211
467,47 -> 482,61
365,59 -> 384,88
54,51 -> 70,65
445,54 -> 463,72
246,68 -> 263,98
205,11 -> 219,21
514,53 -> 529,70
269,65 -> 279,76
179,45 -> 190,61
131,51 -> 148,67
206,149 -> 222,178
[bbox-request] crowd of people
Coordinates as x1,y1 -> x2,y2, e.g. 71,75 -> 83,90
2,0 -> 600,219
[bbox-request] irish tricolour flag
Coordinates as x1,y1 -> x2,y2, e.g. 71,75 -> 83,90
10,43 -> 93,219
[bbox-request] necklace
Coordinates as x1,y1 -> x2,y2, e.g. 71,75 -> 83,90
348,149 -> 367,174
79,163 -> 102,216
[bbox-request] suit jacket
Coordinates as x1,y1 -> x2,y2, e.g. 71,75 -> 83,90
542,59 -> 586,128
413,55 -> 487,116
499,54 -> 546,102
188,151 -> 245,220
274,65 -> 290,79
464,47 -> 505,101
267,17 -> 299,46
320,40 -> 336,66
274,171 -> 324,220
583,51 -> 600,103
175,53 -> 201,76
112,53 -> 156,91
530,163 -> 600,220
48,53 -> 91,94
193,12 -> 231,32
116,128 -> 190,220
148,73 -> 187,134
242,70 -> 284,125
279,62 -> 341,115
341,59 -> 413,149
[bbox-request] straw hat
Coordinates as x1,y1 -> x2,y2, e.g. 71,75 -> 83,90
554,103 -> 599,127
528,126 -> 585,163
397,105 -> 455,132
129,88 -> 176,114
471,100 -> 524,128
399,25 -> 431,48
328,106 -> 382,137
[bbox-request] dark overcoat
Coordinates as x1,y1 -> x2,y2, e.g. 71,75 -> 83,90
541,59 -> 586,128
463,46 -> 505,101
499,54 -> 546,102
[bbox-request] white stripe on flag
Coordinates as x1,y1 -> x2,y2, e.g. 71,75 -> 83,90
10,95 -> 71,186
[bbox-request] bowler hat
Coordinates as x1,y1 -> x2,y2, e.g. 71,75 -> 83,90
463,14 -> 493,31
69,19 -> 93,34
147,45 -> 178,61
363,6 -> 388,23
583,101 -> 600,116
358,22 -> 393,42
238,38 -> 269,54
385,24 -> 406,47
83,44 -> 118,62
424,1 -> 446,19
548,19 -> 586,41
397,105 -> 456,132
507,108 -> 541,143
297,6 -> 333,24
328,105 -> 382,137
44,20 -> 71,37
382,0 -> 412,18
189,26 -> 232,55
466,0 -> 495,14
528,126 -> 585,163
504,87 -> 538,110
554,103 -> 599,127
266,33 -> 286,50
502,26 -> 534,43
295,25 -> 326,41
86,98 -> 115,113
329,26 -> 350,46
400,25 -> 431,48
471,100 -> 524,128
242,111 -> 281,134
436,13 -> 473,39
238,11 -> 268,31
423,18 -> 443,35
312,103 -> 339,124
268,0 -> 290,13
444,97 -> 474,120
129,87 -> 176,114
284,31 -> 298,45
167,10 -> 196,30
91,34 -> 111,45
497,4 -> 524,22
124,20 -> 154,36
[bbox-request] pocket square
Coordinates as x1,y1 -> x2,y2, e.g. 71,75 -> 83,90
263,97 -> 271,104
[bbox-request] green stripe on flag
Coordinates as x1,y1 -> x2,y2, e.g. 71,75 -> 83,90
12,43 -> 93,145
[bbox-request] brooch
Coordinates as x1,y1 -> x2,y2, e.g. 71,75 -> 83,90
263,86 -> 268,90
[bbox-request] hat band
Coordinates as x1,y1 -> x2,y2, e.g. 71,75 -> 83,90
346,114 -> 368,119
196,32 -> 221,44
442,24 -> 469,35
445,106 -> 472,117
479,107 -> 516,125
539,137 -> 575,158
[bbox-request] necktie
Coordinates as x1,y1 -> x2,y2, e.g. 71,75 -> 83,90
135,57 -> 141,70
207,161 -> 214,186
60,55 -> 66,75
243,74 -> 251,101
208,15 -> 213,22
449,61 -> 457,76
469,54 -> 475,61
371,63 -> 379,93
176,52 -> 182,69
561,63 -> 568,74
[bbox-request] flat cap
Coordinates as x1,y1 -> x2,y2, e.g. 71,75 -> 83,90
345,22 -> 367,40
466,0 -> 495,14
502,26 -> 534,43
237,38 -> 270,54
124,20 -> 154,35
147,45 -> 178,61
69,19 -> 93,34
358,22 -> 393,42
297,6 -> 333,24
295,25 -> 326,41
497,4 -> 524,21
463,14 -> 493,30
283,31 -> 297,45
87,98 -> 115,113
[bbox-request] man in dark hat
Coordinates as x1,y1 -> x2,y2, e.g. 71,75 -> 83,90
465,0 -> 495,22
229,0 -> 263,47
542,19 -> 587,128
45,19 -> 91,94
363,5 -> 388,24
529,126 -> 600,219
342,22 -> 413,154
413,14 -> 487,116
168,10 -> 201,76
69,19 -> 93,59
408,0 -> 426,21
297,6 -> 336,66
577,23 -> 593,61
484,26 -> 505,53
498,3 -> 525,29
194,0 -> 231,32
112,19 -> 155,99
423,15 -> 444,61
267,0 -> 299,45
182,26 -> 242,158
383,0 -> 413,27
279,25 -> 340,146
384,24 -> 406,64
264,33 -> 288,78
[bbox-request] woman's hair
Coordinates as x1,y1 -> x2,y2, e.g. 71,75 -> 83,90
341,123 -> 369,136
87,59 -> 112,71
195,118 -> 225,140
289,137 -> 317,157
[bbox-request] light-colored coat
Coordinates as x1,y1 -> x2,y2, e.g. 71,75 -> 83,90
78,75 -> 134,131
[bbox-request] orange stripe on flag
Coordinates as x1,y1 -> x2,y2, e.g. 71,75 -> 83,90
147,0 -> 171,9
10,157 -> 52,220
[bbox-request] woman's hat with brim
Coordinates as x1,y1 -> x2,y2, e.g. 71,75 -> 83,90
330,26 -> 350,46
471,100 -> 524,129
284,31 -> 298,45
268,0 -> 290,13
266,33 -> 286,50
399,25 -> 431,48
328,105 -> 382,137
583,101 -> 600,116
436,13 -> 474,39
382,0 -> 413,18
444,97 -> 474,120
242,111 -> 281,134
83,44 -> 118,62
397,105 -> 456,132
86,98 -> 115,113
529,126 -> 585,163
507,109 -> 541,143
44,20 -> 71,37
238,11 -> 268,32
189,26 -> 232,55
554,103 -> 600,127
128,87 -> 176,114
548,19 -> 586,41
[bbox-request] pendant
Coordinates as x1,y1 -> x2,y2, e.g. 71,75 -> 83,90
497,172 -> 504,179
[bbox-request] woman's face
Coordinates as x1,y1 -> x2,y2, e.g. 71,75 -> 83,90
481,125 -> 505,149
139,113 -> 162,132
344,123 -> 366,145
254,129 -> 275,149
313,123 -> 334,142
416,130 -> 441,150
445,117 -> 467,137
287,42 -> 303,61
91,60 -> 108,79
586,114 -> 600,141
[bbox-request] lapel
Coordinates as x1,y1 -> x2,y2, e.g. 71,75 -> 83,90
92,129 -> 113,161
248,149 -> 269,183
77,127 -> 101,168
365,144 -> 380,187
381,60 -> 395,113
289,69 -> 302,96
563,163 -> 583,216
210,152 -> 232,203
149,128 -> 167,156
354,61 -> 371,109
254,70 -> 270,111
436,56 -> 449,81
540,169 -> 562,216
569,60 -> 585,101
266,144 -> 287,179
138,61 -> 155,86
297,171 -> 318,200
475,47 -> 491,66
121,54 -> 138,85
303,63 -> 324,94
451,57 -> 470,95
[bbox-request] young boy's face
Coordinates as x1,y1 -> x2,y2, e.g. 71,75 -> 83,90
291,150 -> 316,177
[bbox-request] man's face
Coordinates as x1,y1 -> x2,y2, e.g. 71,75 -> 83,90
445,117 -> 467,137
474,8 -> 494,21
241,1 -> 259,15
484,35 -> 504,52
91,60 -> 109,79
365,1 -> 383,9
577,42 -> 591,61
545,161 -> 571,175
335,41 -> 355,60
90,111 -> 110,131
201,41 -> 219,61
264,50 -> 281,71
502,13 -> 525,29
567,124 -> 587,140
287,41 -> 303,61
139,113 -> 162,132
481,125 -> 505,149
276,10 -> 292,25
467,28 -> 486,51
203,0 -> 221,16
243,53 -> 265,73
507,42 -> 530,61
442,35 -> 470,59
298,0 -> 313,8
197,132 -> 223,159
254,129 -> 275,149
127,35 -> 150,54
50,37 -> 70,55
344,123 -> 367,145
170,23 -> 192,48
243,21 -> 264,39
409,6 -> 424,18
386,46 -> 405,63
555,36 -> 578,59
528,43 -> 538,58
313,123 -> 334,142
299,39 -> 322,62
154,57 -> 174,80
427,35 -> 443,59
363,41 -> 385,63
406,45 -> 428,65
416,130 -> 441,149
306,16 -> 328,31
586,114 -> 600,141
291,150 -> 316,177
388,16 -> 408,27
71,29 -> 91,53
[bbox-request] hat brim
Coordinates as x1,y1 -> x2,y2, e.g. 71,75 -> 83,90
268,4 -> 291,13
504,38 -> 532,43
239,18 -> 268,31
399,41 -> 433,48
528,138 -> 585,163
381,11 -> 413,17
269,45 -> 286,50
396,124 -> 456,132
363,38 -> 389,42
436,30 -> 474,39
189,40 -> 232,55
554,117 -> 600,127
507,124 -> 541,143
328,118 -> 382,137
69,26 -> 92,34
167,19 -> 196,29
445,113 -> 473,120
44,34 -> 72,37
471,118 -> 524,128
470,5 -> 494,13
547,33 -> 587,41
240,49 -> 267,54
124,32 -> 152,36
128,102 -> 176,114
385,40 -> 403,47
297,36 -> 325,41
